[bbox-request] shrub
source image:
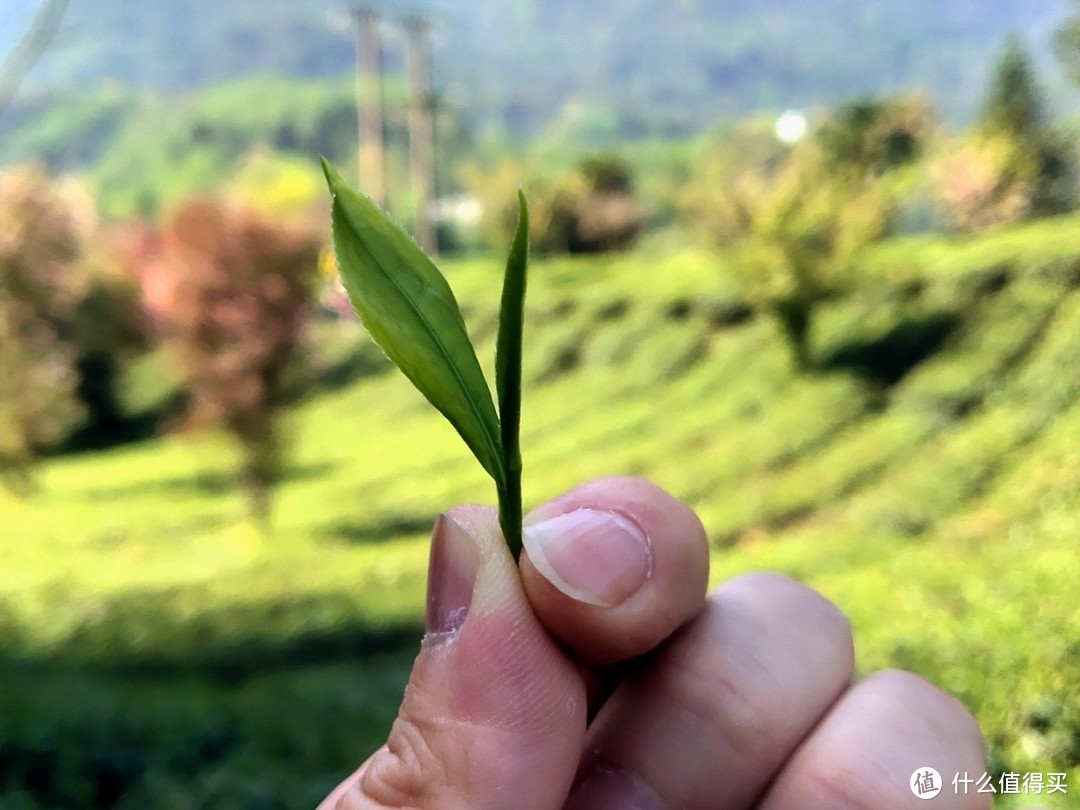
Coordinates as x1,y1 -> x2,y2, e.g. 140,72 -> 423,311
152,199 -> 319,522
571,154 -> 649,253
0,166 -> 86,494
228,149 -> 326,224
460,155 -> 647,255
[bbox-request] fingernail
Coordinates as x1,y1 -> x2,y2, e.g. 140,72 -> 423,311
523,508 -> 652,607
425,513 -> 481,640
565,768 -> 665,810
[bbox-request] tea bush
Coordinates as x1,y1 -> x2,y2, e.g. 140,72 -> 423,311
2,223 -> 1078,807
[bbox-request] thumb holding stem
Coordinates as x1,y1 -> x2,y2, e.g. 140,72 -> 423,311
322,505 -> 585,810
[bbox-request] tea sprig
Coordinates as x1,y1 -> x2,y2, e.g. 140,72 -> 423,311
322,159 -> 529,559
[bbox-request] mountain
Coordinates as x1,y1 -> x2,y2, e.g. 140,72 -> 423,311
2,0 -> 1073,141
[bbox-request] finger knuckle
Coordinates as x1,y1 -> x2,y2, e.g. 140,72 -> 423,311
866,669 -> 985,752
722,572 -> 854,661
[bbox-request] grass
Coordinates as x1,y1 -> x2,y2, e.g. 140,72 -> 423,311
3,217 -> 1080,807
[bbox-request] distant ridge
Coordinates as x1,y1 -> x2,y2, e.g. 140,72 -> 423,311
2,0 -> 1071,137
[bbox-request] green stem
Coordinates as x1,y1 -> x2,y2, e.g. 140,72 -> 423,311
499,467 -> 523,561
495,190 -> 529,561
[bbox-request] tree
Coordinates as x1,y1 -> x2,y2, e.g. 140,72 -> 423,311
817,95 -> 934,178
982,36 -> 1044,142
682,115 -> 901,370
723,146 -> 889,370
931,132 -> 1039,233
152,200 -> 319,523
985,37 -> 1074,217
0,165 -> 84,494
68,238 -> 148,447
935,37 -> 1073,232
1055,3 -> 1080,89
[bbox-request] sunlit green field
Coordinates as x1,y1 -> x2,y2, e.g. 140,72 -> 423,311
3,217 -> 1080,808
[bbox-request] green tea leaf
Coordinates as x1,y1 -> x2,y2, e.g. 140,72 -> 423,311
495,190 -> 529,558
322,159 -> 504,488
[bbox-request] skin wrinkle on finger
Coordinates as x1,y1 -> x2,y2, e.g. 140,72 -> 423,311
360,710 -> 577,810
362,712 -> 466,808
568,573 -> 855,809
353,636 -> 583,809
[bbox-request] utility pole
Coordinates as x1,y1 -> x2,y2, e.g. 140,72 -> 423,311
352,6 -> 386,207
405,15 -> 437,256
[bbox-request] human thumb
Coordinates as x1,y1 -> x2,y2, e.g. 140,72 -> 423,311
324,505 -> 587,810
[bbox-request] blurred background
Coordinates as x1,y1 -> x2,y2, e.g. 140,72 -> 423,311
1,1 -> 1079,807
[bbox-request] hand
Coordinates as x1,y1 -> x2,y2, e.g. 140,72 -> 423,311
319,477 -> 988,809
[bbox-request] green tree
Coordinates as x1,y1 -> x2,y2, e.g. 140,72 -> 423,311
682,116 -> 900,371
817,95 -> 934,178
935,37 -> 1074,234
723,146 -> 889,370
982,36 -> 1044,141
68,246 -> 147,447
0,166 -> 85,494
973,36 -> 1072,222
1055,3 -> 1080,88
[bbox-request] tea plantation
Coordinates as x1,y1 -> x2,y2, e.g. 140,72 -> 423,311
2,216 -> 1079,808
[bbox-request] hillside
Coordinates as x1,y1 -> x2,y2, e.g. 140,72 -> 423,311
1,0 -> 1072,142
1,218 -> 1079,807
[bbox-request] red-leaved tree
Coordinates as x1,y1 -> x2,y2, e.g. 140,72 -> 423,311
153,199 -> 319,522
